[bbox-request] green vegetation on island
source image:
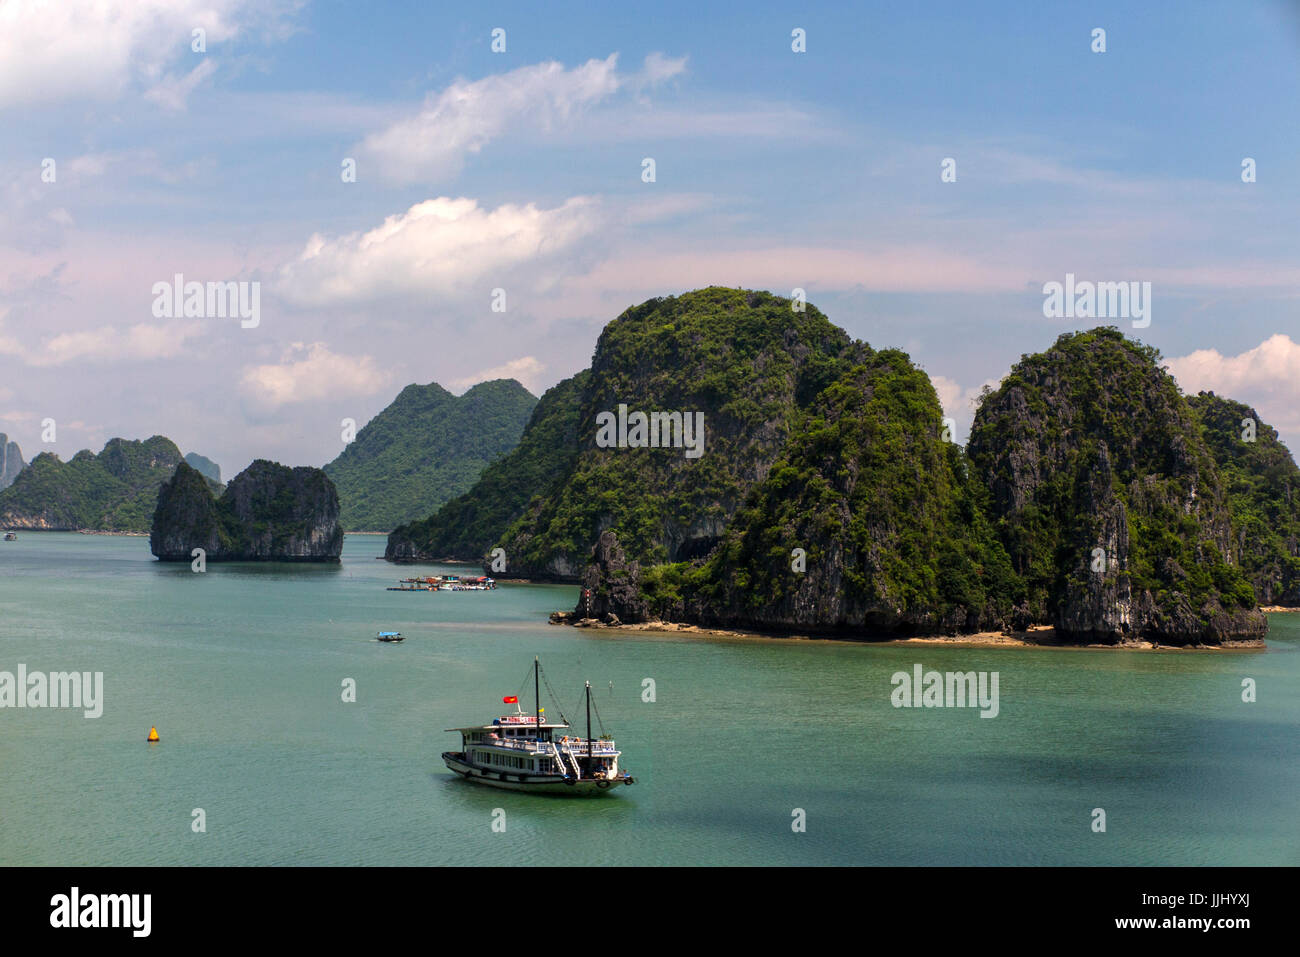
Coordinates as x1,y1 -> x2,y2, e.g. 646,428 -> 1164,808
325,378 -> 536,532
966,328 -> 1264,642
387,371 -> 588,561
0,436 -> 219,532
1187,391 -> 1300,606
389,289 -> 1290,645
391,288 -> 859,577
665,350 -> 1020,633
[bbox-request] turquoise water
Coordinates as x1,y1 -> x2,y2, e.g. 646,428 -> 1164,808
0,533 -> 1296,866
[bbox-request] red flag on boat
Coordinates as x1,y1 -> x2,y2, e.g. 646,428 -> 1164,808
503,695 -> 518,704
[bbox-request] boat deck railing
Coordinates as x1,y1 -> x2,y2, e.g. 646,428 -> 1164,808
483,736 -> 617,755
559,742 -> 618,755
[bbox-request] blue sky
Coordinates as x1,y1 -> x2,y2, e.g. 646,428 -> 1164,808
2,0 -> 1298,473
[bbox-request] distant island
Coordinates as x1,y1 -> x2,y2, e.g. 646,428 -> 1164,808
0,379 -> 543,540
387,372 -> 586,562
0,436 -> 221,532
151,460 -> 342,562
389,287 -> 1299,647
0,433 -> 24,490
324,378 -> 536,532
183,452 -> 222,485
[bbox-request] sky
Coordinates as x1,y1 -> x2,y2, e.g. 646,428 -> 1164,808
2,0 -> 1299,474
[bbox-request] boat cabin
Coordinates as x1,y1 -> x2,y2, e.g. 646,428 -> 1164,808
448,714 -> 619,779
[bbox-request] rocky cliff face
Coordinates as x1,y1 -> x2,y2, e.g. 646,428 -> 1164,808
609,352 -> 1019,636
0,434 -> 24,490
150,460 -> 223,556
966,328 -> 1264,645
1187,392 -> 1300,606
151,460 -> 342,562
183,452 -> 222,486
573,530 -> 652,623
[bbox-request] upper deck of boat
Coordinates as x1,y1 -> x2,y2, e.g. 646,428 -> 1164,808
446,715 -> 620,755
445,715 -> 568,734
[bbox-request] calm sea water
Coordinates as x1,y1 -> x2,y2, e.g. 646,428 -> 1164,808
0,533 -> 1296,866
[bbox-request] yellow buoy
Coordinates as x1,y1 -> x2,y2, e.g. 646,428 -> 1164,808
146,726 -> 160,742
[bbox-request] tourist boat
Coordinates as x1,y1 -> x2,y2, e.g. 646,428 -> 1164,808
376,631 -> 404,642
442,658 -> 634,795
3,532 -> 15,541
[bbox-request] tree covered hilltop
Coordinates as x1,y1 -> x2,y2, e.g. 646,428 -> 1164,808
389,287 -> 1297,647
0,436 -> 221,532
325,378 -> 536,532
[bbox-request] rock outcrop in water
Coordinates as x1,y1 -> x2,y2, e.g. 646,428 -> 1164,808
151,460 -> 342,562
391,286 -> 1283,647
573,530 -> 652,624
569,323 -> 1275,646
0,434 -> 24,490
966,328 -> 1265,645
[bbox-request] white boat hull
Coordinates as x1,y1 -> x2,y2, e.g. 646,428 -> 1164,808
442,752 -> 633,796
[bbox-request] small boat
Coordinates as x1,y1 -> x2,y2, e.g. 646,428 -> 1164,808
442,657 -> 634,795
3,532 -> 15,541
376,631 -> 404,643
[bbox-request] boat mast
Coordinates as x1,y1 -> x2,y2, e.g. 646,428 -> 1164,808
585,680 -> 592,771
534,656 -> 541,742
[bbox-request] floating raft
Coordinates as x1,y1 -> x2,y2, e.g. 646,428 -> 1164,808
386,575 -> 496,592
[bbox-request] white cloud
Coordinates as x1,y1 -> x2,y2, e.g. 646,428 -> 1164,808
930,375 -> 1000,445
0,321 -> 204,367
65,154 -> 110,178
1165,334 -> 1300,447
451,356 -> 545,393
638,52 -> 688,86
240,342 -> 383,409
276,195 -> 604,307
143,59 -> 218,112
358,53 -> 684,182
0,0 -> 297,110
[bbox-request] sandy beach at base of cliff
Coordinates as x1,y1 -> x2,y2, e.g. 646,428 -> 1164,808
553,615 -> 1268,650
